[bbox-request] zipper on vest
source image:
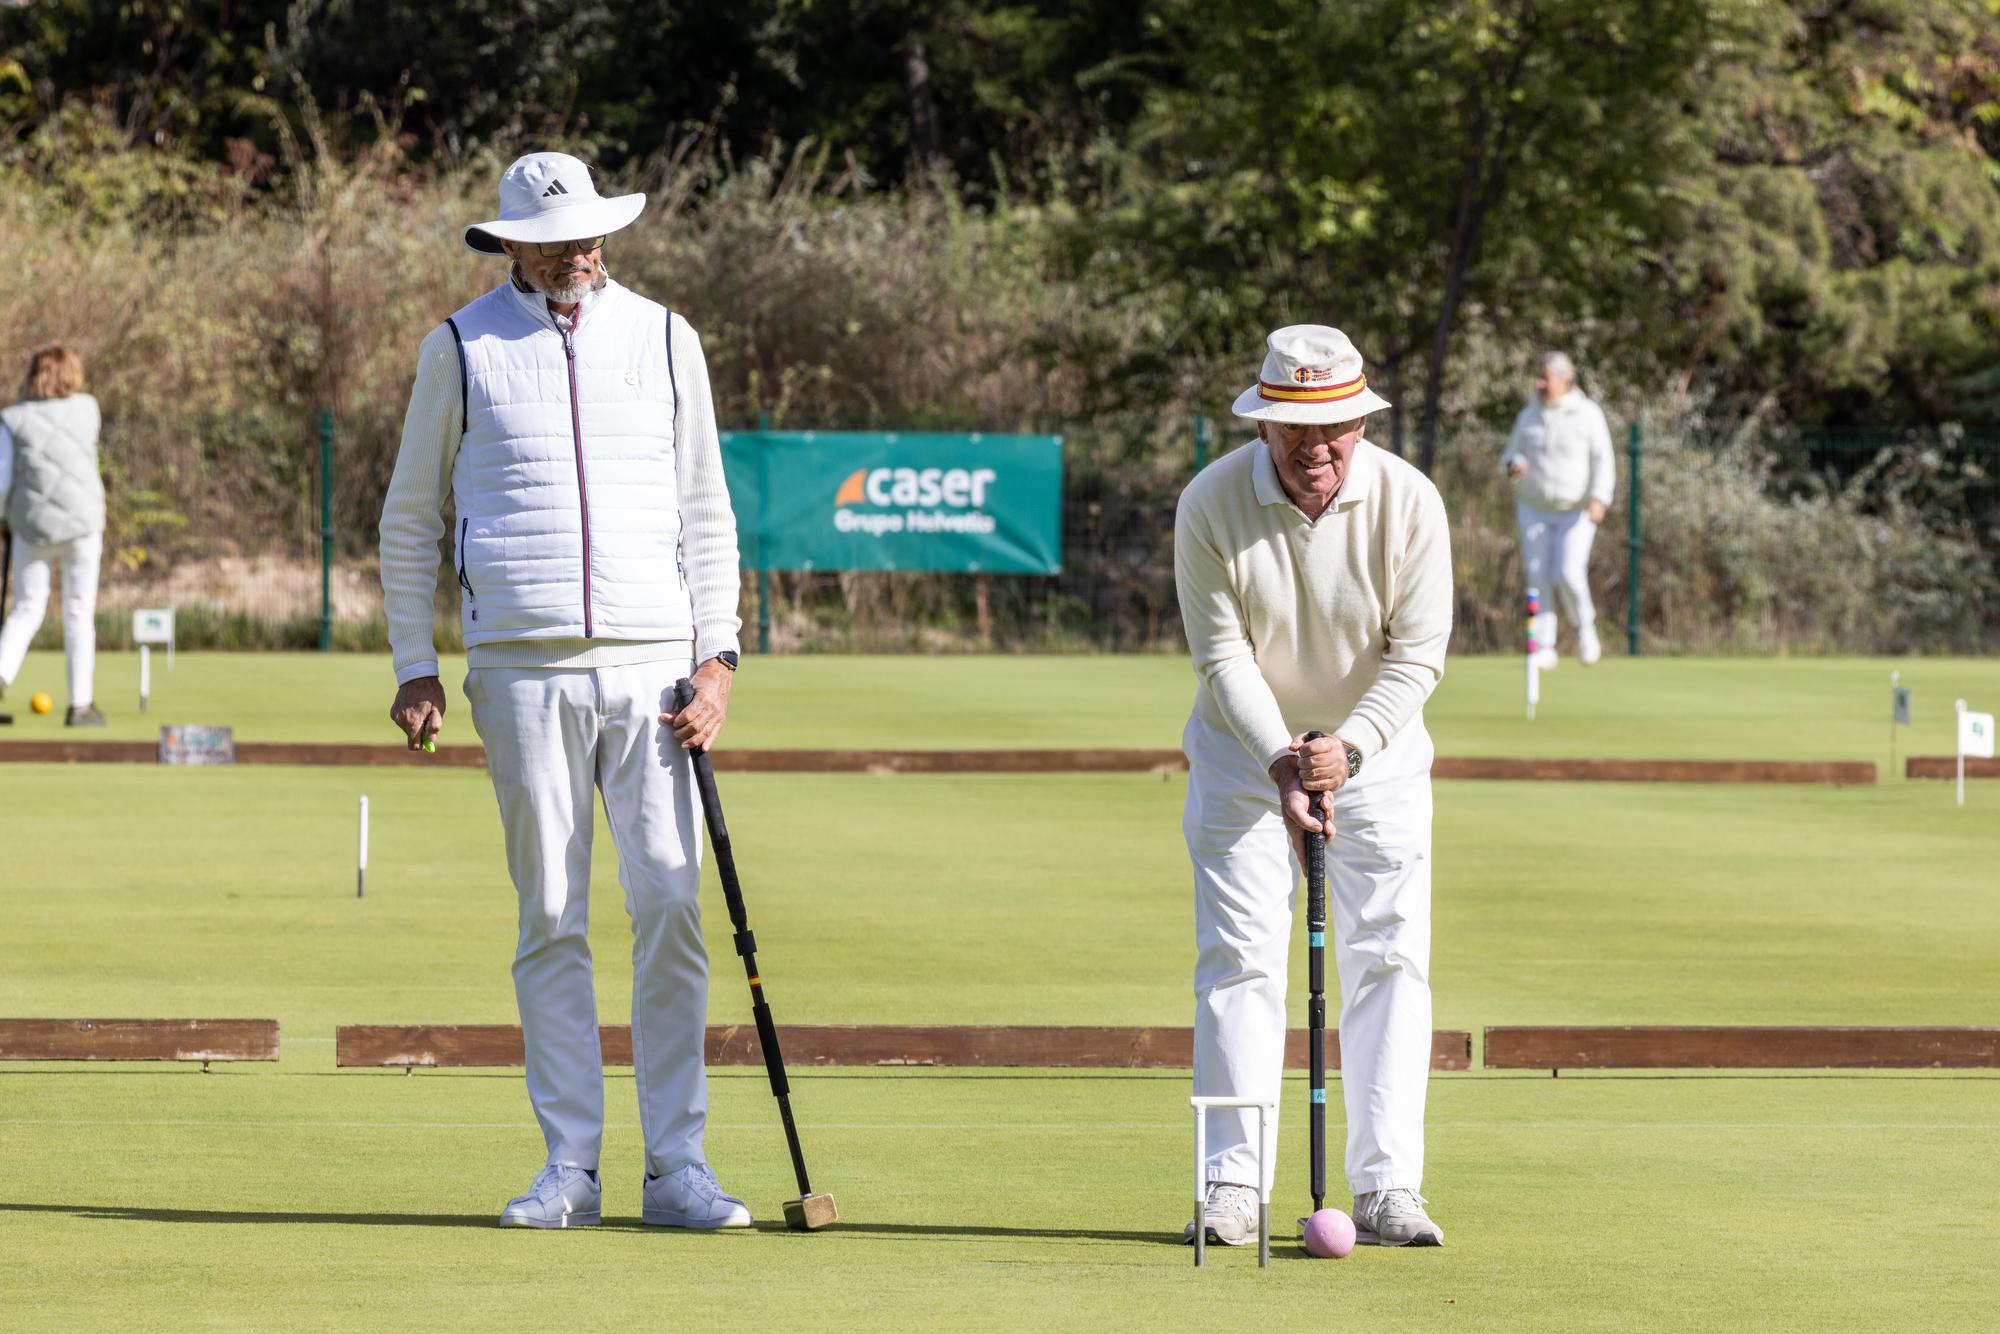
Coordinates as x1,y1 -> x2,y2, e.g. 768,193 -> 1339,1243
558,309 -> 593,637
456,517 -> 474,602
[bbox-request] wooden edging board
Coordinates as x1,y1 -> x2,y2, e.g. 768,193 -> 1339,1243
0,1018 -> 280,1065
0,741 -> 1875,783
1483,1025 -> 2000,1071
337,1024 -> 1474,1071
1907,756 -> 2000,780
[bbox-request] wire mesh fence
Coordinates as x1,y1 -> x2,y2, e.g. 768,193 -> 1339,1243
44,412 -> 2000,658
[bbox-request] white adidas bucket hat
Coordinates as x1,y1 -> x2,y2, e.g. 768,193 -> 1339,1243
462,152 -> 646,255
1231,324 -> 1393,425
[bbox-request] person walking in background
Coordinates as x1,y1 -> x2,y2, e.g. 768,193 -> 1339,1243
1502,352 -> 1614,667
1175,325 -> 1453,1248
0,342 -> 108,727
379,152 -> 746,1231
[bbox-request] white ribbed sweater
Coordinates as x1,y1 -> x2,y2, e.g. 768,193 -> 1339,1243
1173,438 -> 1453,769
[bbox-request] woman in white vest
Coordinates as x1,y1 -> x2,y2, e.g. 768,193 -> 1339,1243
1501,352 -> 1615,666
0,342 -> 109,727
379,153 -> 746,1231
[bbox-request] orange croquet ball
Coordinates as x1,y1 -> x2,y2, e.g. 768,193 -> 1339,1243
29,692 -> 53,715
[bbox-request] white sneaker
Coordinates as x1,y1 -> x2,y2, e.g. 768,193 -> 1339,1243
499,1164 -> 600,1229
642,1162 -> 753,1229
1533,647 -> 1559,670
1353,1188 -> 1444,1246
1578,624 -> 1603,666
1181,1182 -> 1259,1246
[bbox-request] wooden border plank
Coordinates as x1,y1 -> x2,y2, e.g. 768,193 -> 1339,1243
0,741 -> 1875,783
1484,1025 -> 2000,1070
336,1024 -> 1473,1071
1907,756 -> 2000,780
1434,758 -> 1875,784
0,1018 -> 279,1063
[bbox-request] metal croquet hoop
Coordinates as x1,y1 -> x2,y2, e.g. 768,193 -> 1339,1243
1190,1096 -> 1273,1268
1303,730 -> 1330,1218
675,679 -> 837,1231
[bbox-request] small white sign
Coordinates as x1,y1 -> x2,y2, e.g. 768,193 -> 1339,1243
132,608 -> 175,645
159,725 -> 234,766
1961,709 -> 1996,760
1891,686 -> 1912,726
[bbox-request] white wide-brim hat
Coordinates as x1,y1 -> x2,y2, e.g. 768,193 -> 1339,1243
1231,324 -> 1393,424
463,152 -> 646,255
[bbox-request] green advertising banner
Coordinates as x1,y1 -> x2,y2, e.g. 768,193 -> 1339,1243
720,431 -> 1064,574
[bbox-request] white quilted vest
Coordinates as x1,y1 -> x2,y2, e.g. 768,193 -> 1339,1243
2,394 -> 105,546
445,278 -> 689,646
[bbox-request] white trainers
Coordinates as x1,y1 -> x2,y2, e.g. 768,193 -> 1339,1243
1578,624 -> 1603,666
1533,647 -> 1559,670
1353,1188 -> 1444,1246
641,1162 -> 753,1229
1181,1182 -> 1259,1246
499,1164 -> 601,1229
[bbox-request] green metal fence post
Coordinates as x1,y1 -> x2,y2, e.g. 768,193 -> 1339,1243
319,408 -> 334,652
1193,415 -> 1210,473
756,411 -> 773,655
1625,420 -> 1641,657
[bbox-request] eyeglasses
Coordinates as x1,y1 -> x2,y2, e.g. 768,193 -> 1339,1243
1271,416 -> 1367,443
532,236 -> 607,258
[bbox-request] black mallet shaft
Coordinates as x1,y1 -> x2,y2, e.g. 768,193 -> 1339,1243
1303,730 -> 1329,1214
675,678 -> 837,1231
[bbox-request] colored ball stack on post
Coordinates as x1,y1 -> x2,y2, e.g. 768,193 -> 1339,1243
1524,586 -> 1542,721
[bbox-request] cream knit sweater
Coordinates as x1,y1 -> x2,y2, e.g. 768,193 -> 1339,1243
1173,437 -> 1453,769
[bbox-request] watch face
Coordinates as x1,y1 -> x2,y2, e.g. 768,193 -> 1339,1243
715,651 -> 740,670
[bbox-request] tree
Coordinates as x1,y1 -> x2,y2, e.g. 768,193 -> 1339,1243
1073,0 -> 1721,470
1671,0 -> 2000,426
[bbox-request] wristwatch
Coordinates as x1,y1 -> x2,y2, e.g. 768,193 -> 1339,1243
709,651 -> 739,671
1340,740 -> 1363,779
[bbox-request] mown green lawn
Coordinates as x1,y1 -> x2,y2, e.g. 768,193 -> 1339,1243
3,665 -> 1996,1329
8,649 -> 1996,769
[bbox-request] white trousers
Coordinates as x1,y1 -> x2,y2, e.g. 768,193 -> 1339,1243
0,531 -> 101,705
464,659 -> 709,1177
1183,714 -> 1434,1198
1516,502 -> 1598,650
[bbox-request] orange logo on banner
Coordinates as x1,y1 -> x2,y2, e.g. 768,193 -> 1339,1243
834,468 -> 868,507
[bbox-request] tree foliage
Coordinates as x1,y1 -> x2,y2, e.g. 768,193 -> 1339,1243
2,0 -> 1997,449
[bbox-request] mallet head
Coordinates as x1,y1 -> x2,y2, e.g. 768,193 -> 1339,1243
783,1193 -> 838,1231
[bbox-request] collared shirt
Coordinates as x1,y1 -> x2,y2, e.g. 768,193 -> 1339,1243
1174,437 -> 1453,768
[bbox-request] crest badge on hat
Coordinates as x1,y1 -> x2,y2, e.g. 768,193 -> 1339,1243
1232,325 -> 1394,424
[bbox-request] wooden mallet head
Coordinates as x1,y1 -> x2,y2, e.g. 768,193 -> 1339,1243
783,1193 -> 839,1231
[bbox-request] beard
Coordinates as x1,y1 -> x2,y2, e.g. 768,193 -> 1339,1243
525,260 -> 599,306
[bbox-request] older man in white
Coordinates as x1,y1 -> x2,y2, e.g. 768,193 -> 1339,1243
1503,352 -> 1614,666
1176,325 -> 1452,1248
380,152 -> 748,1230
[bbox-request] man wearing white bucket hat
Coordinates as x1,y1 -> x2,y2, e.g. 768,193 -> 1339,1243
1175,325 -> 1452,1248
380,152 -> 748,1230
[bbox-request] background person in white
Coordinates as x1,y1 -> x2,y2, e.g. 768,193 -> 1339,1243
1502,352 -> 1614,666
379,152 -> 748,1231
1175,325 -> 1452,1248
0,342 -> 108,727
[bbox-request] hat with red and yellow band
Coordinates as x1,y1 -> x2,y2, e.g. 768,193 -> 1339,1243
1231,325 -> 1393,425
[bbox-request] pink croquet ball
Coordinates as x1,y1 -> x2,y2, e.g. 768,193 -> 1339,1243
1302,1207 -> 1356,1258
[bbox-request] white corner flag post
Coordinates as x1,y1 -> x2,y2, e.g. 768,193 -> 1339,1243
1958,699 -> 1995,809
1524,587 -> 1542,721
357,794 -> 370,897
1890,671 -> 1911,779
132,609 -> 175,714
